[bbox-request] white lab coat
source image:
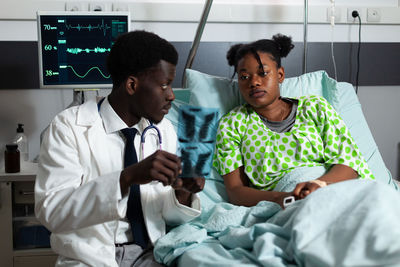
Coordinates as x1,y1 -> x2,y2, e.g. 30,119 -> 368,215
35,98 -> 201,267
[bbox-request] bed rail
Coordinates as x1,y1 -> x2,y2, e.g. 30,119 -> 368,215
181,0 -> 213,88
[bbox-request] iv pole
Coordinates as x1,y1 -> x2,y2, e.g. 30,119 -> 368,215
181,0 -> 308,82
303,0 -> 308,74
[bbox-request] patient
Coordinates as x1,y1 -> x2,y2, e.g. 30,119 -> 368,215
213,34 -> 374,208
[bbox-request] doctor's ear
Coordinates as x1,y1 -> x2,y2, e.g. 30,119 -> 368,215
125,76 -> 138,95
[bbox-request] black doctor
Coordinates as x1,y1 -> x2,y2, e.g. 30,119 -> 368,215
107,31 -> 205,204
35,30 -> 204,267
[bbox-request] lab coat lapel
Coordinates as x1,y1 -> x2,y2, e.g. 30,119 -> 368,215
87,122 -> 117,175
77,98 -> 118,175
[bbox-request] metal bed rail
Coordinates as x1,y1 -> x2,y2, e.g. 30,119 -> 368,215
181,0 -> 309,88
181,0 -> 213,88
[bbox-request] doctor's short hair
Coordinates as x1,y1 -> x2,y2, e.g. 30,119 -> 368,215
226,33 -> 294,73
106,30 -> 178,88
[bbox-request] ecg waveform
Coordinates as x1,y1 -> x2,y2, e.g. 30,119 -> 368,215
67,47 -> 111,54
64,19 -> 111,36
60,65 -> 110,79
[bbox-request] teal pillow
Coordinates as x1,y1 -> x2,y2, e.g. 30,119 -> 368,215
186,69 -> 245,119
184,69 -> 396,189
280,70 -> 339,109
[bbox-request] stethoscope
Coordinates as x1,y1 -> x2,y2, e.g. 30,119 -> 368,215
97,97 -> 162,160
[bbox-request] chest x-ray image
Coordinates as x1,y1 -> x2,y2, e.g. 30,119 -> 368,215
177,105 -> 219,177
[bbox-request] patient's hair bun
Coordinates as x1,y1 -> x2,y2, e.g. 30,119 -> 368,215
226,43 -> 243,67
272,34 -> 294,58
226,33 -> 295,70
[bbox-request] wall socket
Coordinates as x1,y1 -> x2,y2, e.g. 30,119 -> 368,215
65,2 -> 88,11
89,2 -> 106,11
367,8 -> 381,22
347,7 -> 365,23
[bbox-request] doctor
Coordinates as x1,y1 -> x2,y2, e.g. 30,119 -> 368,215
35,30 -> 204,266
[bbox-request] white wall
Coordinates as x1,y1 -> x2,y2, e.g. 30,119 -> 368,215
0,0 -> 400,180
357,86 -> 400,181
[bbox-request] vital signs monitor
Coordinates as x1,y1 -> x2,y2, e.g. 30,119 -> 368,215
37,11 -> 130,89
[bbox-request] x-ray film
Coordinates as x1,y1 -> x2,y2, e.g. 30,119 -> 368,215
177,105 -> 219,178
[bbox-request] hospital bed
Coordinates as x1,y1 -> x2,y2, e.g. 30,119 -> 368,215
152,1 -> 400,266
158,68 -> 400,267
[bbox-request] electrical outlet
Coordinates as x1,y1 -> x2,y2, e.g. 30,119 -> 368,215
65,2 -> 88,11
367,8 -> 381,22
112,3 -> 130,12
89,2 -> 106,12
347,8 -> 364,23
326,6 -> 341,24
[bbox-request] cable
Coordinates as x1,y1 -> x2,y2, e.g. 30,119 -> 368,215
352,11 -> 361,94
330,33 -> 337,80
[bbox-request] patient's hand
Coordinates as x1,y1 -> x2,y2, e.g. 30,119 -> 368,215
293,180 -> 326,199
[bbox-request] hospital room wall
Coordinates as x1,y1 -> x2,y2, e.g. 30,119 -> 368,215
1,7 -> 400,180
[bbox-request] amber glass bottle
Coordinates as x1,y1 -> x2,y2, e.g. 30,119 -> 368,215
5,144 -> 20,173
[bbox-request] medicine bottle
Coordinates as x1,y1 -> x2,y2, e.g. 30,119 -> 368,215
5,143 -> 20,173
14,123 -> 28,162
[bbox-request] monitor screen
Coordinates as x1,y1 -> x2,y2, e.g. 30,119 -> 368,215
37,11 -> 130,89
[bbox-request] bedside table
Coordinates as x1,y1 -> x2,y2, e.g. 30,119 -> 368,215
0,162 -> 57,267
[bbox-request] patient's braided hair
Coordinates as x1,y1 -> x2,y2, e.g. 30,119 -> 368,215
107,30 -> 178,88
226,34 -> 294,74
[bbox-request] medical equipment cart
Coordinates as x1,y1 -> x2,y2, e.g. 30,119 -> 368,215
0,162 -> 57,267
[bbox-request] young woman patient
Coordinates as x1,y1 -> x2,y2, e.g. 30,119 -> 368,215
213,34 -> 374,208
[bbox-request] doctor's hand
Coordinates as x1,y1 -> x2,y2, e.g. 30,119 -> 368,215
120,150 -> 182,195
172,177 -> 205,194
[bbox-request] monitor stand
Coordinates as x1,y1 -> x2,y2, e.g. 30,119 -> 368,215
67,88 -> 100,109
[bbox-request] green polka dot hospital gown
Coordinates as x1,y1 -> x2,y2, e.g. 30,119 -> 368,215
213,95 -> 374,190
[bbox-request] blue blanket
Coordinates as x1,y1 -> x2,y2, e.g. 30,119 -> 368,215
155,168 -> 400,266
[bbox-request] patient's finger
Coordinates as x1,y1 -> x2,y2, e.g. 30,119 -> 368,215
293,182 -> 307,197
300,189 -> 310,199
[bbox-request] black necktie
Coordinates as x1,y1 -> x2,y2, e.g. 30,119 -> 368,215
120,128 -> 149,249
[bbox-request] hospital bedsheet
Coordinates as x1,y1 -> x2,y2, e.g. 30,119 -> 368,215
154,169 -> 400,266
